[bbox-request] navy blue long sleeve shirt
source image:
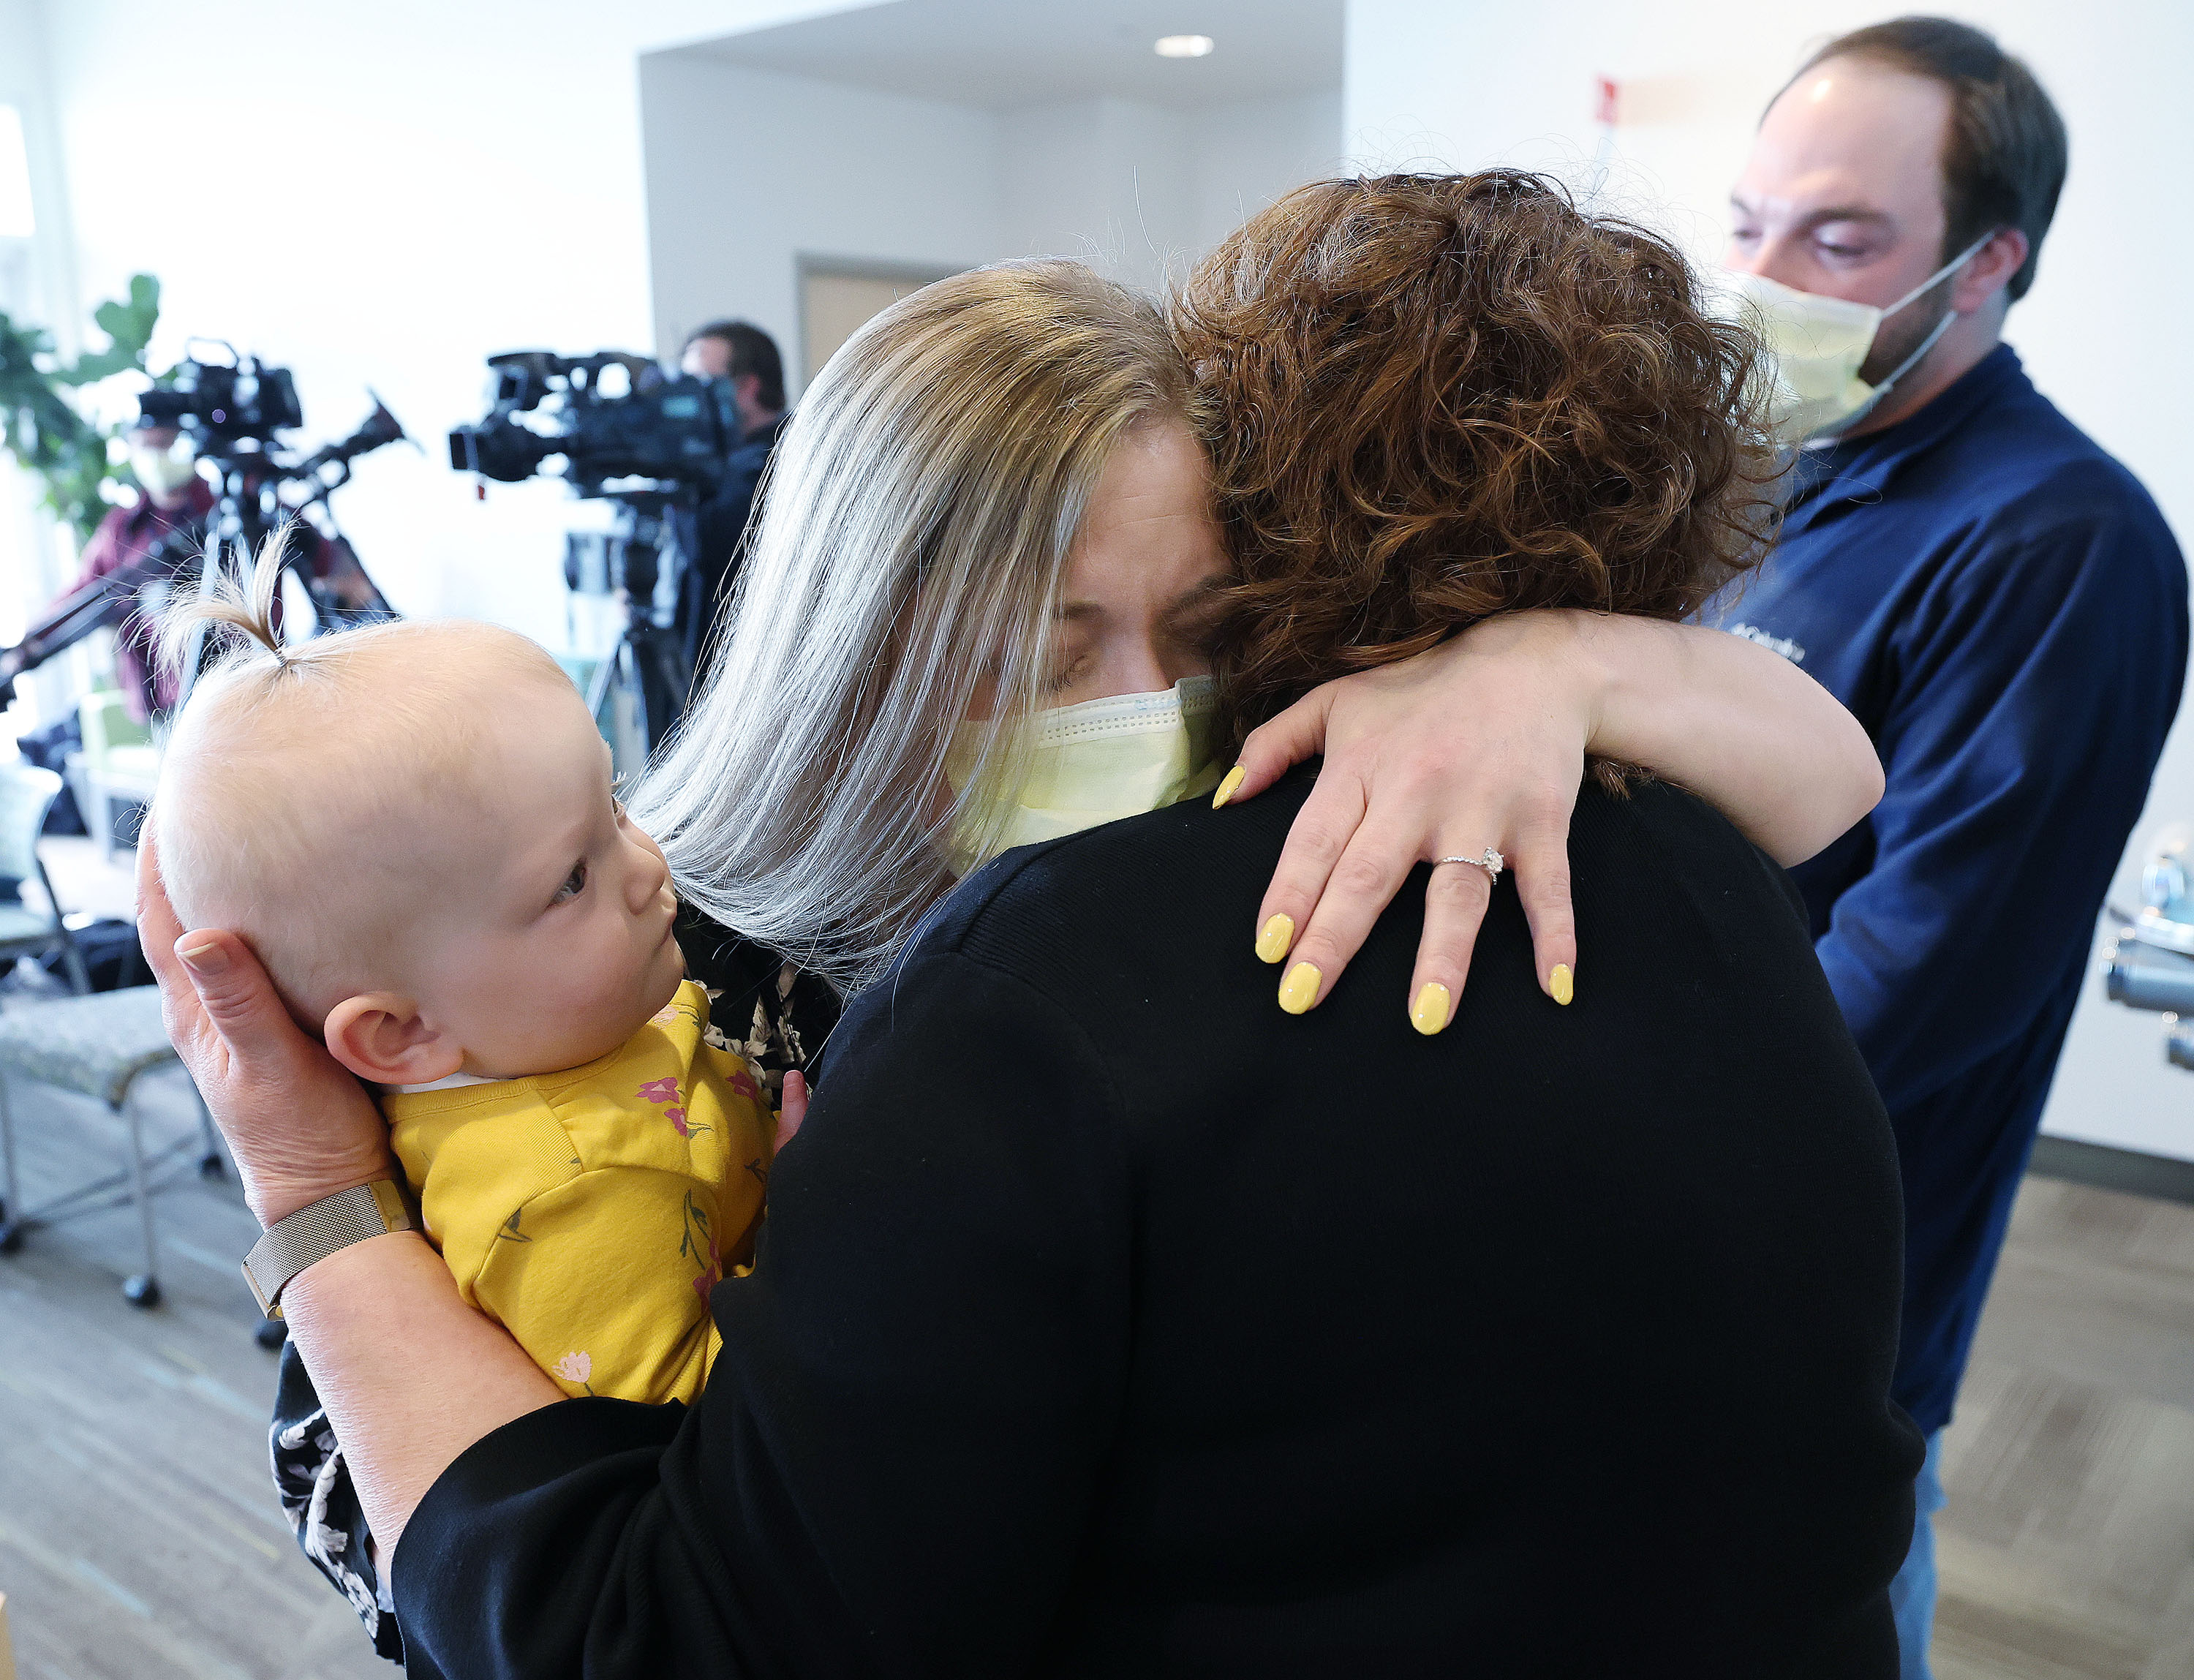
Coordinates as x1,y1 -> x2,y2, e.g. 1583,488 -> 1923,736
1715,344 -> 2187,1435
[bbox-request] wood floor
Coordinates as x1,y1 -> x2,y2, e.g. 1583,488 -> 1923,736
0,1041 -> 385,1680
0,975 -> 2188,1676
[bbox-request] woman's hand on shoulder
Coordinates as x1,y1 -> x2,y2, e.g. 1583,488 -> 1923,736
1216,612 -> 1593,1033
137,836 -> 395,1229
1214,608 -> 1881,1031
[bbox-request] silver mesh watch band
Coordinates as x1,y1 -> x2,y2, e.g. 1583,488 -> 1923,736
241,1180 -> 413,1319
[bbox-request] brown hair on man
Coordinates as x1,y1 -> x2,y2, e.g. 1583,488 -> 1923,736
1787,16 -> 2068,301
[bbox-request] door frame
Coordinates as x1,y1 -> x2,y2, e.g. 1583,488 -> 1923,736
793,253 -> 965,393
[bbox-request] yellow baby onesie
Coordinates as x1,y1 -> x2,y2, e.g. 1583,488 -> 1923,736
384,979 -> 772,1405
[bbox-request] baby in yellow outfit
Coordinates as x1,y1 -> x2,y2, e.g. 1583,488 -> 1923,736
150,551 -> 772,1404
381,978 -> 767,1402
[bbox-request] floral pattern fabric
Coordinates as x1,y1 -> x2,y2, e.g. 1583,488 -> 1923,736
384,979 -> 770,1409
265,915 -> 840,1663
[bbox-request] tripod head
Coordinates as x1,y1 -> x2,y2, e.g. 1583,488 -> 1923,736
562,484 -> 702,614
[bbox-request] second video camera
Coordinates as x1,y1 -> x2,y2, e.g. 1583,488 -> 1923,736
448,351 -> 740,496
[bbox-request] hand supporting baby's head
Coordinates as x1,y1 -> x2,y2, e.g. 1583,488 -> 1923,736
153,545 -> 687,1086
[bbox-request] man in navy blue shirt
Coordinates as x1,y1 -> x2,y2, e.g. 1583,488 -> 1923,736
1717,20 -> 2187,1676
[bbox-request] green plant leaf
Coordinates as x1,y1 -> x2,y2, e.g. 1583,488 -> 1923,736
61,272 -> 160,386
0,275 -> 163,542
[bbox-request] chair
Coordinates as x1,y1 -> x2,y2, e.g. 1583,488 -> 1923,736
0,985 -> 224,1306
74,688 -> 162,862
0,764 -> 88,993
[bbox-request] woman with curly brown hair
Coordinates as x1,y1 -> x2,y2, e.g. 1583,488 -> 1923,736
1185,169 -> 1804,1027
145,178 -> 1915,1676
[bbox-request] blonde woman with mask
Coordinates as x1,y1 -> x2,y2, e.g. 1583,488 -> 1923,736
147,237 -> 1895,1670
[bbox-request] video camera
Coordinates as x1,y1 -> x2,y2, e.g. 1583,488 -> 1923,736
447,351 -> 741,496
137,345 -> 305,456
127,340 -> 405,500
447,350 -> 746,766
0,347 -> 405,713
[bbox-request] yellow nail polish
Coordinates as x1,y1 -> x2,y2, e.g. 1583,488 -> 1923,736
1278,961 -> 1322,1014
1549,963 -> 1575,1006
1411,982 -> 1451,1036
1255,913 -> 1294,964
1212,764 -> 1246,809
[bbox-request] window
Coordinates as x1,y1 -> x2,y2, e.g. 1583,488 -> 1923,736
0,105 -> 34,320
0,105 -> 32,238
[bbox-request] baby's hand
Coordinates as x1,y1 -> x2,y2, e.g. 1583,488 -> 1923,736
774,1070 -> 809,1150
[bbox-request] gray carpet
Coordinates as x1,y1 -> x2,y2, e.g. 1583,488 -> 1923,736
1935,1172 -> 2194,1678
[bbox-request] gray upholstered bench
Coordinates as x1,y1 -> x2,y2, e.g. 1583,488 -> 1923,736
0,985 -> 223,1306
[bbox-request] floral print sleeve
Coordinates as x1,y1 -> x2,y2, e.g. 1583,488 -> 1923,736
270,1338 -> 402,1660
264,911 -> 840,1661
675,903 -> 842,1096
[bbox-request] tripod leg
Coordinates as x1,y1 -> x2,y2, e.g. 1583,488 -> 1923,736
586,645 -> 620,726
638,634 -> 687,758
0,1074 -> 20,1247
595,637 -> 649,783
625,639 -> 652,758
121,1088 -> 161,1306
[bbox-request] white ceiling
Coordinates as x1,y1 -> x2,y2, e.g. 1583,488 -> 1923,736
677,0 -> 1343,110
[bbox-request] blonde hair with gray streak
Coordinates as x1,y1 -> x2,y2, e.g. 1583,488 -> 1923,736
636,260 -> 1199,992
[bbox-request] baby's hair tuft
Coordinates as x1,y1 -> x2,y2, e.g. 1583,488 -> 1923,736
157,520 -> 298,681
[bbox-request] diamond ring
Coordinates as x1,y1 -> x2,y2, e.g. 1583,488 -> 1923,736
1435,848 -> 1505,884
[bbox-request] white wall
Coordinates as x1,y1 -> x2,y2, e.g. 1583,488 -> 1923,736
1346,0 -> 2194,1160
0,0 -> 95,732
644,55 -> 1341,385
642,53 -> 1003,373
996,88 -> 1343,298
999,97 -> 1191,298
0,0 -> 77,362
27,0 -> 873,651
1186,89 -> 1346,254
994,87 -> 1343,293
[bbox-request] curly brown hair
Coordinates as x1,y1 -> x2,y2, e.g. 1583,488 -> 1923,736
1173,170 -> 1779,732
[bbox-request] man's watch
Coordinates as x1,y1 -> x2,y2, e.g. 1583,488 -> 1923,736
241,1180 -> 414,1319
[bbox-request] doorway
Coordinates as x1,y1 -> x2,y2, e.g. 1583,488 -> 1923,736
798,257 -> 962,388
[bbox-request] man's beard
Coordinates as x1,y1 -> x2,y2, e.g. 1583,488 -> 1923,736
1856,279 -> 1956,388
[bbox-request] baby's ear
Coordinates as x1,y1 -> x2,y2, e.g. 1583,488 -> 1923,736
325,994 -> 461,1086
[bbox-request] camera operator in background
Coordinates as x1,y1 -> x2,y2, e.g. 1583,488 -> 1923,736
9,358 -> 399,747
61,416 -> 213,722
673,319 -> 787,676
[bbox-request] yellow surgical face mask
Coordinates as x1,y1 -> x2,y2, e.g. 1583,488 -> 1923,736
944,675 -> 1224,871
1721,235 -> 1990,447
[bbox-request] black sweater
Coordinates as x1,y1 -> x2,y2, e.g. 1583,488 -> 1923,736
393,772 -> 1921,1677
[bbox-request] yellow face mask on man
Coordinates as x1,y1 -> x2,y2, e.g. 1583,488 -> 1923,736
945,675 -> 1224,870
1721,236 -> 1991,447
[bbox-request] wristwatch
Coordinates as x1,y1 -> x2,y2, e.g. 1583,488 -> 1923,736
242,1180 -> 415,1319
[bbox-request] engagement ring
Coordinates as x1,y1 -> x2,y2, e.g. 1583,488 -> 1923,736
1436,848 -> 1505,884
